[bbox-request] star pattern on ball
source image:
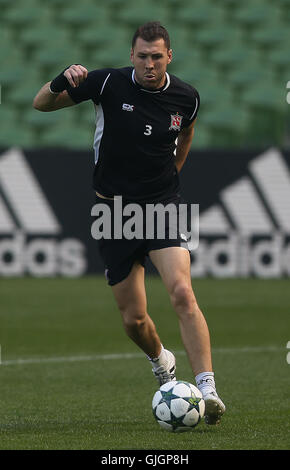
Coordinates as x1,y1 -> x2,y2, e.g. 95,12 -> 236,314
160,387 -> 180,408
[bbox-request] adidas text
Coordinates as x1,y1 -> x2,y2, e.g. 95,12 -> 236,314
191,232 -> 290,278
0,232 -> 87,277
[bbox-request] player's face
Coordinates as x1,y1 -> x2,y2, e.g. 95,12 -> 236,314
130,37 -> 172,90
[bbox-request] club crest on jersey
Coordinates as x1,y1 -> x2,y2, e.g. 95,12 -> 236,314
169,113 -> 183,131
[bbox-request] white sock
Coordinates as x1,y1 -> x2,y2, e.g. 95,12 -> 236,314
195,371 -> 217,396
147,345 -> 167,369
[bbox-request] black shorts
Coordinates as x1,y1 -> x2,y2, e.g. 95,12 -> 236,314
93,195 -> 191,286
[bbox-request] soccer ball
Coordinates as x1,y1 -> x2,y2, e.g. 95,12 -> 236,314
152,380 -> 205,432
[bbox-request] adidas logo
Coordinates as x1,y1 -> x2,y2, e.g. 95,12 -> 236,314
0,147 -> 60,234
0,147 -> 86,276
191,148 -> 290,278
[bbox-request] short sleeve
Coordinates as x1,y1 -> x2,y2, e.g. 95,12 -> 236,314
66,68 -> 112,105
189,89 -> 200,123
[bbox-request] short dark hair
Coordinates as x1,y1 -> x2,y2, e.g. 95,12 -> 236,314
132,21 -> 171,50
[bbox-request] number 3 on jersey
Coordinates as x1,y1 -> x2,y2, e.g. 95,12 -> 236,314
144,124 -> 152,136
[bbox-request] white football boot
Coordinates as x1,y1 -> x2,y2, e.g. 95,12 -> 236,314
203,392 -> 226,425
151,349 -> 177,385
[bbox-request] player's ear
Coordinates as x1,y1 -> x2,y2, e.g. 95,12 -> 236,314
130,48 -> 134,64
167,49 -> 173,65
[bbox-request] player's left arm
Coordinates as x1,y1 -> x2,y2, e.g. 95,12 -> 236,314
174,119 -> 196,173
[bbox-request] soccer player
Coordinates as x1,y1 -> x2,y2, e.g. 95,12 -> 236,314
33,22 -> 225,425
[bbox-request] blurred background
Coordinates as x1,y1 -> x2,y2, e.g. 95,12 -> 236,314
0,0 -> 289,149
0,0 -> 290,278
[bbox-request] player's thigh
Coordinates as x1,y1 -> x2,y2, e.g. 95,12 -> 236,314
149,247 -> 196,303
111,261 -> 147,319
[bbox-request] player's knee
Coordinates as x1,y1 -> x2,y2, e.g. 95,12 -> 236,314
170,282 -> 197,315
121,308 -> 147,333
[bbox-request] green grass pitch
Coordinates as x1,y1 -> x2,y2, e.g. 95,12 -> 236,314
0,276 -> 289,450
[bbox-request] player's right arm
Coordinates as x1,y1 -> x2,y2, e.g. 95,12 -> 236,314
33,64 -> 88,112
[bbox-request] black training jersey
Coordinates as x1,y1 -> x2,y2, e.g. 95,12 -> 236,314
67,66 -> 200,203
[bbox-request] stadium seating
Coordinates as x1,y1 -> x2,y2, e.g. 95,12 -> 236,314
234,2 -> 279,26
116,3 -> 169,27
59,4 -> 108,29
40,124 -> 94,149
0,0 -> 289,149
20,25 -> 71,50
3,2 -> 52,27
175,3 -> 226,27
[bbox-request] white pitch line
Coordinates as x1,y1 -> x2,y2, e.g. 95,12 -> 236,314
0,352 -> 145,366
0,346 -> 283,367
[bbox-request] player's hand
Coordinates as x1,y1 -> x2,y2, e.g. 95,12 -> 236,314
63,64 -> 88,88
